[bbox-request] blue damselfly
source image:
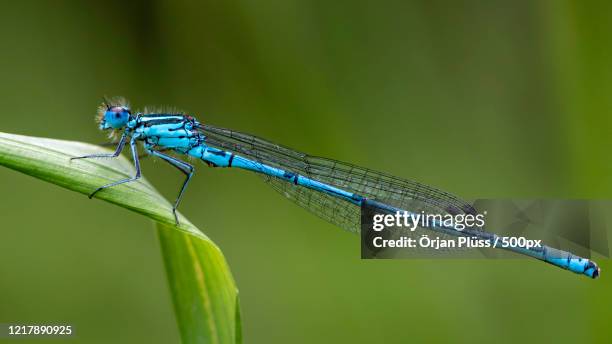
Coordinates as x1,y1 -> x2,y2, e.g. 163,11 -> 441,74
71,97 -> 600,279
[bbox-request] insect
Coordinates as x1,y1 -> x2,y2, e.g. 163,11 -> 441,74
72,97 -> 600,279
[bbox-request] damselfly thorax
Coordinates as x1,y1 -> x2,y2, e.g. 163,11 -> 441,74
130,114 -> 204,153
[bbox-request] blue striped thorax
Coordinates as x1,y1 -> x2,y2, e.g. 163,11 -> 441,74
133,114 -> 204,152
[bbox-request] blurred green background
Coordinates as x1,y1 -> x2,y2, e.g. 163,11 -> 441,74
1,1 -> 611,343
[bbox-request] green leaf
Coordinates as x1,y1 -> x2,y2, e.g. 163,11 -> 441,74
158,223 -> 242,344
0,132 -> 241,344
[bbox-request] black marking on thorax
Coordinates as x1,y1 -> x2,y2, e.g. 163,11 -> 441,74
139,114 -> 188,127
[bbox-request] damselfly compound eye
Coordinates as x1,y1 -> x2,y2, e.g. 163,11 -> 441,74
102,106 -> 130,129
96,96 -> 131,132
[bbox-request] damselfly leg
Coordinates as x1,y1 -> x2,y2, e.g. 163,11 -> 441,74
95,141 -> 158,159
148,149 -> 194,225
71,134 -> 127,161
88,138 -> 141,199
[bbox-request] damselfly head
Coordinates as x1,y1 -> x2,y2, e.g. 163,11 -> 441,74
97,97 -> 131,131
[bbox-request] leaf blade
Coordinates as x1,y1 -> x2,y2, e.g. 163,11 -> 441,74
158,223 -> 241,344
0,131 -> 240,344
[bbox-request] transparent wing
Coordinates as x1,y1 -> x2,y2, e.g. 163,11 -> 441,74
198,124 -> 476,233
